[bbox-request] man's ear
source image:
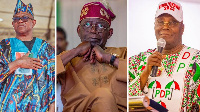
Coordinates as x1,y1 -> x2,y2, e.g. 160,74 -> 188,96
65,41 -> 68,47
181,23 -> 184,35
32,19 -> 36,28
107,28 -> 113,39
77,25 -> 81,37
12,21 -> 14,27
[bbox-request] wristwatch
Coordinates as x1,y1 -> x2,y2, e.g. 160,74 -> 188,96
110,53 -> 117,66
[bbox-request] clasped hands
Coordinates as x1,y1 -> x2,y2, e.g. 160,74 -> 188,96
76,42 -> 111,64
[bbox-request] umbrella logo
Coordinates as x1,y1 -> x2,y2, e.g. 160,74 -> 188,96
148,80 -> 161,89
197,84 -> 200,97
148,80 -> 161,99
165,80 -> 180,100
157,100 -> 167,108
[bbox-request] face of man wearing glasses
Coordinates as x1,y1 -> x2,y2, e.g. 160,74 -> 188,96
77,18 -> 113,49
12,12 -> 36,35
154,13 -> 184,50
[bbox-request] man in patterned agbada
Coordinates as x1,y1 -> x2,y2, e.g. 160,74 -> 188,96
0,0 -> 55,111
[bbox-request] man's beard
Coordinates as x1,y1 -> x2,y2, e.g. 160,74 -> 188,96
90,41 -> 100,47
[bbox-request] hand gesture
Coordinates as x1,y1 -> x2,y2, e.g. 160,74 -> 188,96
90,45 -> 111,64
146,51 -> 162,73
75,42 -> 91,57
17,52 -> 43,70
59,42 -> 91,66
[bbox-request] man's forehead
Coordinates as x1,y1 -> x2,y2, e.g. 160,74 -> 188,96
57,32 -> 65,37
13,12 -> 33,18
156,13 -> 178,21
81,18 -> 109,24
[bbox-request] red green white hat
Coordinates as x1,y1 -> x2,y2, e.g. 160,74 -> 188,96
155,0 -> 183,22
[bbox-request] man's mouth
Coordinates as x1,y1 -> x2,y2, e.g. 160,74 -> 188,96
160,33 -> 170,36
90,38 -> 100,42
18,25 -> 25,28
159,33 -> 172,38
90,38 -> 101,46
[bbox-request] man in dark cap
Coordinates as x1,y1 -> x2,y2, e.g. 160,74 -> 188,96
0,0 -> 55,111
57,0 -> 127,112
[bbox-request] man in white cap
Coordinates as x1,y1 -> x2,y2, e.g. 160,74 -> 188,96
57,0 -> 127,112
129,0 -> 200,111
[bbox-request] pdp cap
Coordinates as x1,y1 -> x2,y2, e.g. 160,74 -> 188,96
155,0 -> 183,22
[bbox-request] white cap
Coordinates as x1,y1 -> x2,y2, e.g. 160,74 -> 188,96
155,0 -> 183,22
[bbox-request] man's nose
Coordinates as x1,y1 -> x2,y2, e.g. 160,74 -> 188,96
162,22 -> 170,29
18,18 -> 24,23
90,25 -> 97,33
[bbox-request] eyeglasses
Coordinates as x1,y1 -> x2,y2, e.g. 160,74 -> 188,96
12,16 -> 34,23
80,21 -> 109,33
155,20 -> 180,27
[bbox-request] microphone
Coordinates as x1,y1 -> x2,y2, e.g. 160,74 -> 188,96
151,38 -> 166,77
